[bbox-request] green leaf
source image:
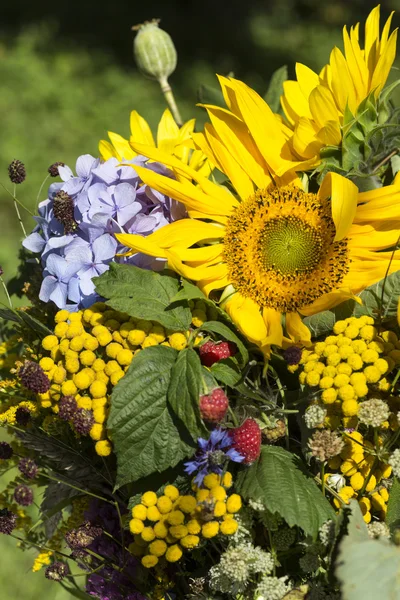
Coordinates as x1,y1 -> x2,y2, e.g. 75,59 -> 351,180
200,320 -> 249,366
167,348 -> 207,440
109,346 -> 196,487
0,307 -> 20,323
235,446 -> 335,537
355,270 -> 400,320
211,358 -> 242,387
303,300 -> 355,338
197,84 -> 225,107
170,278 -> 206,303
264,65 -> 288,113
94,263 -> 191,331
387,478 -> 400,533
336,500 -> 400,600
18,311 -> 53,337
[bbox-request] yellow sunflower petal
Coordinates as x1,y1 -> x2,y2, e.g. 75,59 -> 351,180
108,132 -> 136,160
286,312 -> 311,345
167,250 -> 228,282
99,139 -> 118,161
299,288 -> 361,317
223,293 -> 269,348
116,233 -> 167,258
318,172 -> 358,241
129,110 -> 155,146
157,109 -> 180,153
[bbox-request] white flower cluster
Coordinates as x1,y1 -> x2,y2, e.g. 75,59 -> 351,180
232,508 -> 253,544
209,542 -> 274,595
254,575 -> 291,600
319,520 -> 335,547
367,521 -> 390,539
304,405 -> 327,429
389,449 -> 400,478
357,398 -> 389,428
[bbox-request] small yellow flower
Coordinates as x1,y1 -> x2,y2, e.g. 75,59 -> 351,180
342,399 -> 359,417
181,534 -> 200,549
130,518 -> 145,534
132,504 -> 147,520
165,544 -> 183,563
55,309 -> 70,323
214,501 -> 227,517
61,380 -> 77,396
187,519 -> 201,535
210,486 -> 227,502
168,333 -> 187,351
167,510 -> 185,526
202,521 -> 220,538
90,380 -> 107,399
350,472 -> 364,491
321,388 -> 337,404
154,521 -> 169,538
169,525 -> 188,539
220,518 -> 239,535
147,506 -> 162,522
141,526 -> 156,542
365,475 -> 377,492
203,473 -> 221,489
179,495 -> 197,513
338,385 -> 355,402
149,539 -> 167,557
141,554 -> 158,568
157,495 -> 173,514
142,491 -> 158,507
42,335 -> 59,351
363,365 -> 381,384
95,440 -> 112,456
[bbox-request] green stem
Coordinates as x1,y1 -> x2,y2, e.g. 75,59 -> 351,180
0,183 -> 35,217
9,533 -> 71,560
159,76 -> 183,126
228,405 -> 239,426
320,462 -> 325,497
36,174 -> 50,209
0,276 -> 12,308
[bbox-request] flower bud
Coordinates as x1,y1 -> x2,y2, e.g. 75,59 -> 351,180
133,20 -> 177,82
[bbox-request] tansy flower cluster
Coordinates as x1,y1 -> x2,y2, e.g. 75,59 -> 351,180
36,299 -> 213,455
323,430 -> 392,524
128,473 -> 242,569
299,315 -> 398,429
0,335 -> 19,372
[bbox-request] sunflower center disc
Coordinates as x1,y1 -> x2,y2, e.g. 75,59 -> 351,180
260,216 -> 323,276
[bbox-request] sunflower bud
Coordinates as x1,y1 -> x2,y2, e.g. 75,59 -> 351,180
133,19 -> 177,83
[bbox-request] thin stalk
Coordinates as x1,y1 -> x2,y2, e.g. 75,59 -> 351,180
36,174 -> 50,209
9,533 -> 71,560
0,275 -> 12,308
0,183 -> 35,217
159,76 -> 183,126
40,472 -> 114,505
228,405 -> 239,426
320,462 -> 326,496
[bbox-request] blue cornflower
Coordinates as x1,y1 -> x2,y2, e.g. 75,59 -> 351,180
184,429 -> 244,486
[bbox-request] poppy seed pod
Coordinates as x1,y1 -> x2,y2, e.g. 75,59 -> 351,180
133,20 -> 177,82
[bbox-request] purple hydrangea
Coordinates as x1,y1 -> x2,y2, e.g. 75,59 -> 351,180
23,154 -> 185,310
184,429 -> 244,486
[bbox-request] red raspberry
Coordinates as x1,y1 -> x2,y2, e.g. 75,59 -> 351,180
232,419 -> 262,464
199,388 -> 229,423
199,341 -> 237,367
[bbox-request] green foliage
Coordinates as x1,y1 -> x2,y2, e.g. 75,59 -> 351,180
210,357 -> 242,387
167,348 -> 207,441
264,65 -> 288,113
336,500 -> 400,600
236,446 -> 335,537
94,264 -> 192,331
387,478 -> 400,534
109,346 -> 196,488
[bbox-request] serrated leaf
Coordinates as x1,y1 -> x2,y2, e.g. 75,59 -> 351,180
303,300 -> 355,338
387,478 -> 400,533
200,320 -> 249,366
108,346 -> 196,487
41,481 -> 79,539
167,348 -> 207,441
264,65 -> 288,113
236,446 -> 335,537
94,264 -> 191,331
355,270 -> 400,320
211,358 -> 242,386
170,278 -> 206,303
336,501 -> 400,600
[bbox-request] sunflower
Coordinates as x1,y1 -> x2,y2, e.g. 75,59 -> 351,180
99,108 -> 213,179
281,5 -> 398,160
116,77 -> 400,356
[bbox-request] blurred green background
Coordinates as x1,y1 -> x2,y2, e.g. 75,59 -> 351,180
1,0 -> 400,597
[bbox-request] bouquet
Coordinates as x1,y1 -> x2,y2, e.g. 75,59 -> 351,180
1,7 -> 400,599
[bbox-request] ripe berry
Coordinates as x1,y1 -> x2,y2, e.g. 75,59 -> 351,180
199,388 -> 229,423
232,419 -> 262,464
199,341 -> 237,367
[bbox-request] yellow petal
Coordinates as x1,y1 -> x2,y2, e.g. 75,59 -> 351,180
157,108 -> 180,153
281,80 -> 313,124
285,312 -> 311,345
108,132 -> 136,160
200,104 -> 270,190
308,86 -> 340,130
348,223 -> 400,250
99,139 -> 118,161
370,30 -> 398,96
295,63 -> 320,100
318,172 -> 358,241
167,250 -> 228,282
150,219 -> 224,247
262,308 -> 284,347
291,118 -> 322,159
223,293 -> 269,348
130,110 -> 155,146
299,288 -> 361,317
328,47 -> 357,113
116,233 -> 167,258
